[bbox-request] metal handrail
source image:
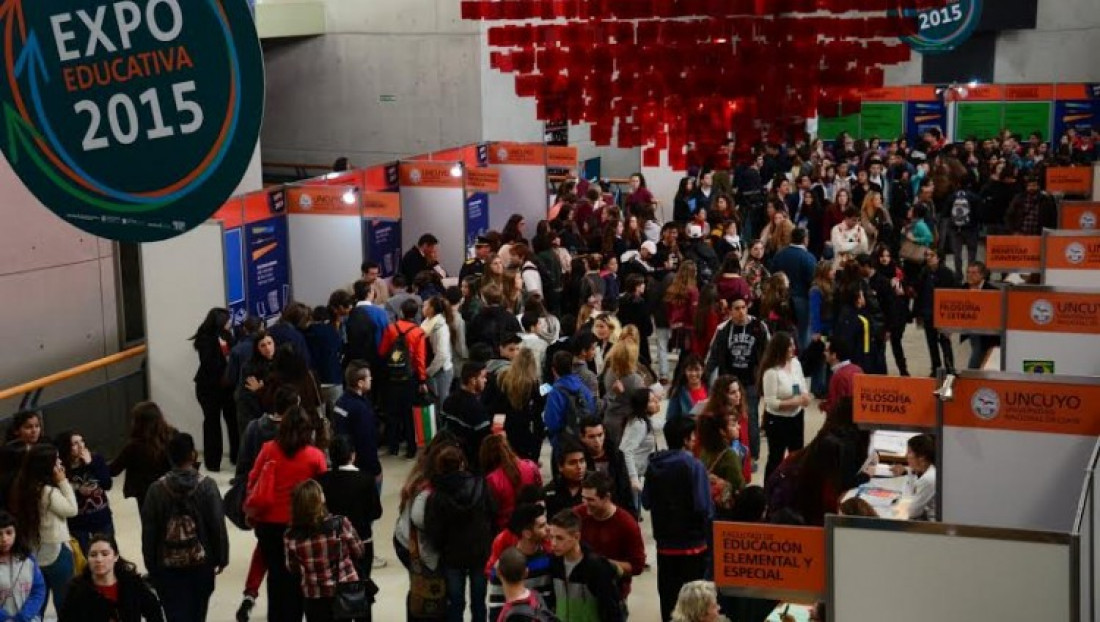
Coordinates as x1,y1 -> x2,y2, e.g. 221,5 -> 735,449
0,345 -> 147,406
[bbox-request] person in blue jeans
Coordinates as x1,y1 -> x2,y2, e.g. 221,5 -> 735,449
424,444 -> 494,622
769,228 -> 816,352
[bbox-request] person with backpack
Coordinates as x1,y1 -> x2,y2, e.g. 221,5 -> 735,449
284,480 -> 368,622
378,298 -> 430,459
141,432 -> 229,622
424,444 -> 495,622
944,178 -> 983,278
495,546 -> 558,622
543,351 -> 597,459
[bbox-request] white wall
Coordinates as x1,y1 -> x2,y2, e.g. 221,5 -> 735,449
995,0 -> 1100,83
261,0 -> 483,168
0,157 -> 120,413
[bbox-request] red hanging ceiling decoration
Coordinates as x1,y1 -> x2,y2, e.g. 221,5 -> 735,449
463,0 -> 936,169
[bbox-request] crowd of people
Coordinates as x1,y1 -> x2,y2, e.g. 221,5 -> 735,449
0,127 -> 1083,622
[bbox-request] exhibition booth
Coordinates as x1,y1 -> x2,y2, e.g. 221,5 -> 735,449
715,370 -> 1100,621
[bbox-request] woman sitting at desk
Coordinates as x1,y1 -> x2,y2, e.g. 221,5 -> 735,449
892,433 -> 937,521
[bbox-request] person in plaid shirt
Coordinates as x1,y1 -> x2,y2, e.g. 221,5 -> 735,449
284,480 -> 367,621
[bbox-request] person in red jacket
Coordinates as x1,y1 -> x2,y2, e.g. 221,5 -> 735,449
822,337 -> 862,420
377,298 -> 430,458
574,471 -> 646,604
246,406 -> 327,622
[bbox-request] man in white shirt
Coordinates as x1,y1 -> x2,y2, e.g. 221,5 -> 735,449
892,433 -> 937,521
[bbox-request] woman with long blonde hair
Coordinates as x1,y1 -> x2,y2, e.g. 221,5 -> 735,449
501,268 -> 523,314
483,349 -> 545,462
859,189 -> 893,249
664,260 -> 699,354
602,339 -> 644,446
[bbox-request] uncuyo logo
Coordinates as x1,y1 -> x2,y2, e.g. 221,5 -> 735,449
408,169 -> 422,184
297,194 -> 313,210
1065,242 -> 1087,265
971,387 -> 1000,421
1081,212 -> 1097,230
1030,299 -> 1054,325
496,147 -> 509,162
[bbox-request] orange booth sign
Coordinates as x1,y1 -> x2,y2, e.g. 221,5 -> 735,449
488,142 -> 546,166
853,375 -> 937,428
399,162 -> 464,188
1046,167 -> 1093,197
943,376 -> 1100,436
713,523 -> 825,598
286,186 -> 359,216
361,192 -> 400,220
1044,235 -> 1100,270
933,289 -> 1003,333
546,145 -> 578,168
466,167 -> 501,193
985,236 -> 1041,272
1005,290 -> 1100,335
1059,202 -> 1100,230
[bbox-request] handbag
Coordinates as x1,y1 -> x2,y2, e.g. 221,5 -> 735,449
413,390 -> 439,448
706,448 -> 737,512
326,516 -> 375,620
69,538 -> 87,576
407,525 -> 446,618
899,238 -> 927,264
223,481 -> 250,531
243,460 -> 276,520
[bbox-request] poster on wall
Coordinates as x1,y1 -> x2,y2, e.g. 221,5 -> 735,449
224,227 -> 246,325
365,219 -> 402,278
860,103 -> 905,140
466,193 -> 489,256
1053,85 -> 1099,143
906,99 -> 947,143
817,114 -> 860,142
956,103 -> 1003,140
1003,102 -> 1052,141
245,217 -> 290,322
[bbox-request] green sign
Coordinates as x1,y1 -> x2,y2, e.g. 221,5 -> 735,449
894,0 -> 983,55
956,103 -> 1004,140
859,103 -> 905,140
817,114 -> 860,143
1003,102 -> 1052,141
0,0 -> 264,242
1023,360 -> 1055,374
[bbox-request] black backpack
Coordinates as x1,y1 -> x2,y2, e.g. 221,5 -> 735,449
386,325 -> 414,382
556,387 -> 593,437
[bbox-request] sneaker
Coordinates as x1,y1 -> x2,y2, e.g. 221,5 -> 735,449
236,597 -> 255,622
372,555 -> 388,569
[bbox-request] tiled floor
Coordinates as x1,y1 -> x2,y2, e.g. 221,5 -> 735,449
89,326 -> 960,622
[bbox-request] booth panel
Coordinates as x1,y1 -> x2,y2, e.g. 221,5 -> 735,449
288,214 -> 362,308
492,165 -> 547,232
943,426 -> 1096,532
1044,269 -> 1100,288
1078,482 -> 1093,622
1094,471 -> 1100,620
831,522 -> 1072,622
1003,330 -> 1100,376
142,222 -> 227,450
400,186 -> 466,277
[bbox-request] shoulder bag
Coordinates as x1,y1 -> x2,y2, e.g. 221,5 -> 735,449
327,516 -> 376,620
407,522 -> 446,618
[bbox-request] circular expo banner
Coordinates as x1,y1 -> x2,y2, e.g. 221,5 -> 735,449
891,0 -> 983,55
0,0 -> 263,242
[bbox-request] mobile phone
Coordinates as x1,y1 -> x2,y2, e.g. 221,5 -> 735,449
792,384 -> 802,396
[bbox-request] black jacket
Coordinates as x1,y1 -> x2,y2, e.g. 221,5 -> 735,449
1005,191 -> 1058,234
704,318 -> 770,389
467,306 -> 522,350
399,247 -> 430,284
315,468 -> 382,541
482,380 -> 545,462
586,444 -> 638,517
59,570 -> 164,622
425,472 -> 494,570
193,332 -> 232,391
616,293 -> 653,337
915,264 -> 957,323
141,468 -> 229,573
441,389 -> 491,472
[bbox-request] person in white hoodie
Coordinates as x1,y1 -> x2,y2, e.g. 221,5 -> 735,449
7,444 -> 78,614
0,510 -> 47,621
421,296 -> 456,408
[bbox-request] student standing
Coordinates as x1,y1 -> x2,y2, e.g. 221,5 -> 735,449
575,472 -> 646,606
110,402 -> 174,514
378,299 -> 430,459
314,435 -> 383,583
0,511 -> 47,621
61,533 -> 164,622
142,433 -> 229,622
644,417 -> 715,622
191,307 -> 239,470
284,480 -> 367,622
486,506 -> 555,620
494,546 -> 555,621
759,332 -> 813,481
54,430 -> 114,553
547,509 -> 625,622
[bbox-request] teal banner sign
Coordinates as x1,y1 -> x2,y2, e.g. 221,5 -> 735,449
0,0 -> 264,242
893,0 -> 983,55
